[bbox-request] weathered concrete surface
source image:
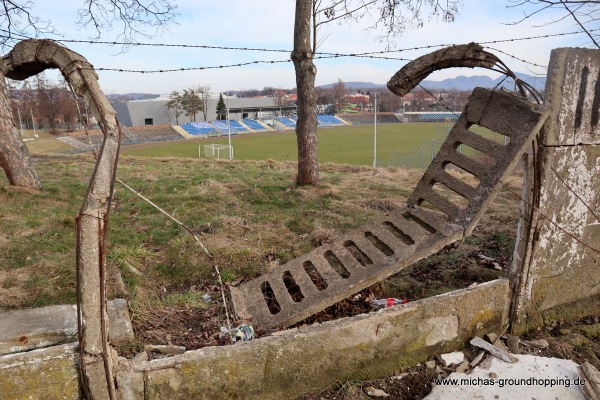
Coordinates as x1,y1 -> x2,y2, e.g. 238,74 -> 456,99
3,39 -> 124,399
511,48 -> 600,334
0,343 -> 80,400
542,48 -> 600,146
424,354 -> 586,399
233,89 -> 547,330
232,207 -> 463,329
130,279 -> 509,400
0,299 -> 133,355
407,87 -> 547,235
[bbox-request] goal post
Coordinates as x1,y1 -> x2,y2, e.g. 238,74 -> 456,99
201,144 -> 234,160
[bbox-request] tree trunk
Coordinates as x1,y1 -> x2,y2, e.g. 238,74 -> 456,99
0,73 -> 41,189
291,0 -> 319,186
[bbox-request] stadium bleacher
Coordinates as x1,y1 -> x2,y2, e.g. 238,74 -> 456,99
227,120 -> 248,133
339,113 -> 400,124
60,124 -> 185,152
317,114 -> 345,127
275,117 -> 296,128
210,120 -> 229,132
180,121 -> 217,136
242,119 -> 268,131
417,113 -> 460,122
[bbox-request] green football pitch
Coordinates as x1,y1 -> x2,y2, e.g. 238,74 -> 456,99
122,123 -> 505,168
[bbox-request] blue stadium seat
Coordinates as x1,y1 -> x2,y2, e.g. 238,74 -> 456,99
275,117 -> 296,128
227,120 -> 248,133
242,119 -> 267,131
316,114 -> 346,127
180,122 -> 216,135
210,120 -> 229,131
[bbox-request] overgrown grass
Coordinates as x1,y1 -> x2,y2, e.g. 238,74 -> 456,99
0,153 -> 522,349
0,157 -> 425,310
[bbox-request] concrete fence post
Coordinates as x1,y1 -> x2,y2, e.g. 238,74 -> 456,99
509,47 -> 600,334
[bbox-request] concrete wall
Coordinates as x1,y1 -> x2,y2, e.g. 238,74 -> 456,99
1,280 -> 509,400
510,48 -> 600,333
114,97 -> 277,127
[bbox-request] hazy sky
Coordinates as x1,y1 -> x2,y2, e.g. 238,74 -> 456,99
9,0 -> 592,95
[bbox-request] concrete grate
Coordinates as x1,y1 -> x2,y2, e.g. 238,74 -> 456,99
408,88 -> 548,234
231,88 -> 548,329
230,207 -> 463,328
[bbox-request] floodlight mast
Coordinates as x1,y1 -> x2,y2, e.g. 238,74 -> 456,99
226,93 -> 232,160
373,93 -> 377,169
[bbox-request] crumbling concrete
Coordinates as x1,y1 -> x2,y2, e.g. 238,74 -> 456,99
0,343 -> 80,400
0,280 -> 509,400
0,299 -> 133,355
233,87 -> 547,329
131,280 -> 509,400
511,47 -> 600,334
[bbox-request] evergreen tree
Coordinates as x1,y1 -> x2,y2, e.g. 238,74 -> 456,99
216,93 -> 227,121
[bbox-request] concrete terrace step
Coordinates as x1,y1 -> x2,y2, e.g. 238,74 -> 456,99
231,88 -> 548,329
0,299 -> 133,355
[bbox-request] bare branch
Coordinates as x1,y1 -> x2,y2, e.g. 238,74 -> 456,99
0,1 -> 55,48
507,0 -> 600,47
559,0 -> 600,48
77,0 -> 178,42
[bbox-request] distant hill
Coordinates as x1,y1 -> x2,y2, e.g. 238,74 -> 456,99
107,93 -> 161,102
318,73 -> 546,92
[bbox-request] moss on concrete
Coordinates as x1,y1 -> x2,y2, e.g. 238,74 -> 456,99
0,343 -> 80,400
140,280 -> 509,400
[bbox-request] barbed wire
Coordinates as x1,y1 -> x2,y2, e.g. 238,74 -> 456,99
484,46 -> 548,70
95,59 -> 291,73
1,27 -> 595,75
84,28 -> 597,74
23,27 -> 597,56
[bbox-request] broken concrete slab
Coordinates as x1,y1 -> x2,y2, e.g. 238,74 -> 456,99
407,87 -> 548,235
232,206 -> 463,329
0,299 -> 133,355
131,280 -> 509,400
425,354 -> 586,400
0,280 -> 510,400
470,336 -> 519,363
439,351 -> 465,366
0,343 -> 80,400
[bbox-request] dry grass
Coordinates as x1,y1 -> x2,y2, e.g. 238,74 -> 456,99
1,156 -> 523,353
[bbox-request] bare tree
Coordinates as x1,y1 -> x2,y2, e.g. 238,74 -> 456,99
507,0 -> 600,48
272,88 -> 289,107
0,0 -> 177,189
165,90 -> 182,124
196,85 -> 211,121
292,0 -> 459,185
331,79 -> 349,114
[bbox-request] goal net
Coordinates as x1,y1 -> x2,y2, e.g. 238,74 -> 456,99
202,144 -> 233,159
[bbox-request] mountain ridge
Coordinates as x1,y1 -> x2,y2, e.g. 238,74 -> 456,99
317,73 -> 545,92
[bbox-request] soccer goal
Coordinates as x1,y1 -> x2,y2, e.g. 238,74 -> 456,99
201,144 -> 234,159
